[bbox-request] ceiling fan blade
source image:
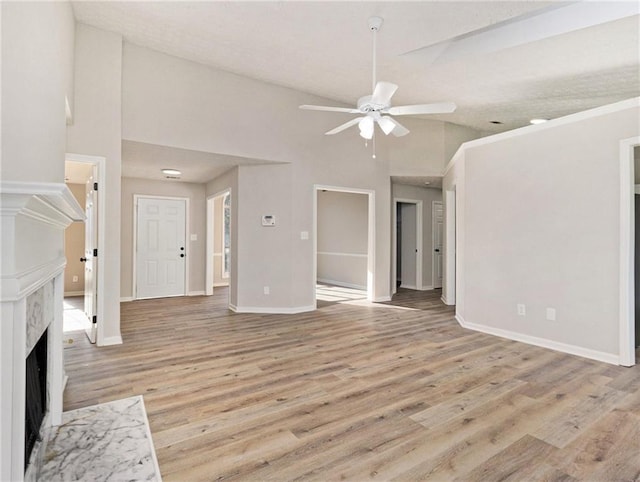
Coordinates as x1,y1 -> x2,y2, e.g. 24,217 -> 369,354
388,102 -> 457,116
325,117 -> 365,136
300,105 -> 360,114
371,81 -> 398,106
383,117 -> 410,137
402,2 -> 639,65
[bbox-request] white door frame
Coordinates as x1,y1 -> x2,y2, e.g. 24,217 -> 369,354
619,136 -> 640,366
443,189 -> 457,305
432,200 -> 443,290
133,195 -> 189,300
206,189 -> 231,297
64,153 -> 106,345
392,198 -> 423,294
313,185 -> 375,305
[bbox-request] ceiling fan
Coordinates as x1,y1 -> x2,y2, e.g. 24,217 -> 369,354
300,16 -> 456,141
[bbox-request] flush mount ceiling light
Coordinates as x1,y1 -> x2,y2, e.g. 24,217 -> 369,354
530,118 -> 548,125
161,169 -> 182,176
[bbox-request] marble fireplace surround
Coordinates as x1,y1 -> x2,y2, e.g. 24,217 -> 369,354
0,181 -> 84,481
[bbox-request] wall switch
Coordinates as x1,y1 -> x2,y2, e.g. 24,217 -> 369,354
72,275 -> 79,283
190,234 -> 197,241
546,308 -> 556,321
300,231 -> 309,240
517,304 -> 526,316
263,286 -> 270,295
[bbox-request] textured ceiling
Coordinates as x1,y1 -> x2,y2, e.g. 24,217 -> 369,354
71,1 -> 639,183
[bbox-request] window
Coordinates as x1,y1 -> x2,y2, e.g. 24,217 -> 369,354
222,192 -> 231,279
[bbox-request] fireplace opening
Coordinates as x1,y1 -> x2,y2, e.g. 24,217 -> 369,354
25,329 -> 47,471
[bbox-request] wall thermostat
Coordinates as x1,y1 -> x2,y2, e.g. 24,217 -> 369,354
262,215 -> 276,226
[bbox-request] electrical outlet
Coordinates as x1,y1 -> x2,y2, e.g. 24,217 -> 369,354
517,304 -> 526,316
546,308 -> 556,321
72,275 -> 78,283
263,286 -> 270,295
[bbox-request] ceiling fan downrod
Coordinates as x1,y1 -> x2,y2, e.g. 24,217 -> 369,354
369,16 -> 383,93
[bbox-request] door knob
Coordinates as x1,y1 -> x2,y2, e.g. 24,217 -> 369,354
434,249 -> 440,252
80,257 -> 87,262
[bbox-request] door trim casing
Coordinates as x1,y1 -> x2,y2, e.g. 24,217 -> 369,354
432,200 -> 444,290
619,136 -> 640,366
206,189 -> 231,298
313,185 -> 376,305
392,198 -> 423,294
133,195 -> 190,300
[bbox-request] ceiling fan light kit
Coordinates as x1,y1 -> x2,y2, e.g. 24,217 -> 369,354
300,16 -> 456,154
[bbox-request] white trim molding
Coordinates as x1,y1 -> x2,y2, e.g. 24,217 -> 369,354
229,304 -> 316,314
100,335 -> 124,346
456,314 -> 620,365
619,136 -> 640,367
316,279 -> 367,291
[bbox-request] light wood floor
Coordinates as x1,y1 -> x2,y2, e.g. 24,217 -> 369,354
63,288 -> 640,481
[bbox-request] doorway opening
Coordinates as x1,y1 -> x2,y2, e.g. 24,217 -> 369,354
313,186 -> 375,306
392,198 -> 423,294
64,153 -> 105,344
206,190 -> 232,298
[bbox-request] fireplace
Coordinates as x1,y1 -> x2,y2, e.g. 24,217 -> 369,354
24,329 -> 48,471
1,181 -> 83,481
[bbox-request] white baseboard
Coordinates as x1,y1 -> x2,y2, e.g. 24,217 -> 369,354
373,295 -> 392,302
441,295 -> 455,306
229,303 -> 316,314
455,314 -> 620,365
99,335 -> 123,346
120,296 -> 134,303
317,278 -> 367,290
188,291 -> 205,296
418,285 -> 434,291
213,282 -> 229,287
64,291 -> 84,297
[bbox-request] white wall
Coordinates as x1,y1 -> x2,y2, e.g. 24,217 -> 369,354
393,184 -> 443,289
1,1 -> 75,183
317,190 -> 368,289
66,24 -> 123,344
121,42 -> 478,310
121,177 -> 207,298
0,3 -> 76,479
444,99 -> 640,363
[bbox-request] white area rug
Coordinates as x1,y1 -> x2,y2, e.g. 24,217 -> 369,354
39,396 -> 162,481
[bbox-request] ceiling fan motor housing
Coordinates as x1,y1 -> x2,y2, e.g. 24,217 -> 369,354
357,95 -> 387,114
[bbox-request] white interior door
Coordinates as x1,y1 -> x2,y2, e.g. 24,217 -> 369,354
433,201 -> 444,289
83,170 -> 98,343
400,203 -> 418,289
136,197 -> 187,299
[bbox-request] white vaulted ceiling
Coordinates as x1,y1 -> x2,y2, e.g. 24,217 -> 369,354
71,1 -> 639,184
72,1 -> 639,134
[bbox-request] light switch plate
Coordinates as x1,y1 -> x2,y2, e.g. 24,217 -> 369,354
190,234 -> 197,241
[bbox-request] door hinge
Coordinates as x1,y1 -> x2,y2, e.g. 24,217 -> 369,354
93,182 -> 98,191
93,248 -> 98,257
92,315 -> 97,324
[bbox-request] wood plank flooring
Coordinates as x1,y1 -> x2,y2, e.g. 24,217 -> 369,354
63,288 -> 640,481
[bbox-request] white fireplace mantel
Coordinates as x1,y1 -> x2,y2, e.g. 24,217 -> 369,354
1,181 -> 84,481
